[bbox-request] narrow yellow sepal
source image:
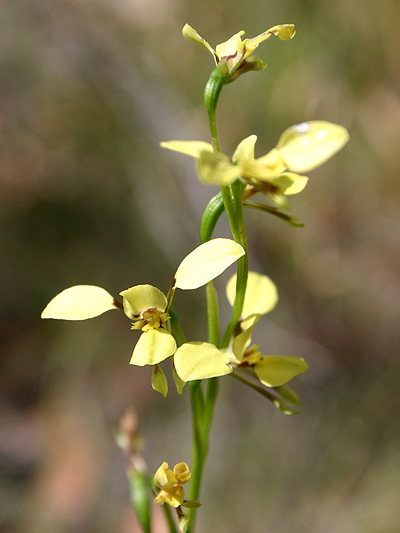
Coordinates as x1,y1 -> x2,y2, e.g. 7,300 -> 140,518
277,121 -> 350,173
232,313 -> 261,362
182,24 -> 216,60
41,285 -> 117,320
175,238 -> 245,290
160,140 -> 213,159
226,271 -> 278,318
174,342 -> 232,381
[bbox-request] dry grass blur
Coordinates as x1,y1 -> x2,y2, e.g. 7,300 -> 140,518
1,0 -> 400,532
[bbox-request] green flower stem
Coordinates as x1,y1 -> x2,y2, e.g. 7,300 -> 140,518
206,282 -> 220,348
161,501 -> 179,533
221,181 -> 249,349
169,305 -> 187,346
204,62 -> 227,152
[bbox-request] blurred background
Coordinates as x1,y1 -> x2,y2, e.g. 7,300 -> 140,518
1,0 -> 400,531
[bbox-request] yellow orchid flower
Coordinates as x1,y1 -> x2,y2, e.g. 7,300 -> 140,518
182,23 -> 295,78
41,239 -> 244,386
231,313 -> 308,388
161,121 -> 349,204
154,462 -> 200,533
226,273 -> 308,411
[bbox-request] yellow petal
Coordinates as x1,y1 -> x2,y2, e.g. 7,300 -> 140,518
173,462 -> 191,485
226,271 -> 278,318
254,356 -> 308,387
160,140 -> 213,160
232,313 -> 261,362
215,31 -> 245,70
154,486 -> 185,508
277,121 -> 350,173
120,285 -> 167,319
154,462 -> 178,489
174,342 -> 232,381
182,24 -> 216,61
196,151 -> 241,185
232,135 -> 257,164
130,329 -> 176,366
175,238 -> 245,290
270,172 -> 309,195
245,24 -> 295,54
41,285 -> 117,320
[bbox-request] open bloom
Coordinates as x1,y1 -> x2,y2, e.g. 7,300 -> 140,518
230,313 -> 308,388
227,271 -> 308,412
161,121 -> 349,205
41,239 -> 244,383
183,23 -> 295,79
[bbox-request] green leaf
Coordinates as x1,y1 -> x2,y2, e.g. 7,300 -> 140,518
174,238 -> 245,290
128,467 -> 152,533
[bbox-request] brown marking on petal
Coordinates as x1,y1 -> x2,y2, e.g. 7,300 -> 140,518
113,298 -> 124,310
171,278 -> 176,289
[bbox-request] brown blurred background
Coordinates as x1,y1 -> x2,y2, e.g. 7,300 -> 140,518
1,0 -> 400,532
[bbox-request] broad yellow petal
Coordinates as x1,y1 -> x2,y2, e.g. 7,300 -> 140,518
130,328 -> 176,366
254,356 -> 308,387
232,135 -> 257,164
175,238 -> 245,290
182,24 -> 216,61
277,121 -> 349,173
174,342 -> 232,381
41,285 -> 117,320
226,271 -> 278,317
197,151 -> 240,185
120,285 -> 167,319
160,140 -> 213,160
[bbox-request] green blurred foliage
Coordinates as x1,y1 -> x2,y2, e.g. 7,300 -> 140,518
1,0 -> 400,532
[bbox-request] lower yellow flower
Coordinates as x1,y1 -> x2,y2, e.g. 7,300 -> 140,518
154,462 -> 191,508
